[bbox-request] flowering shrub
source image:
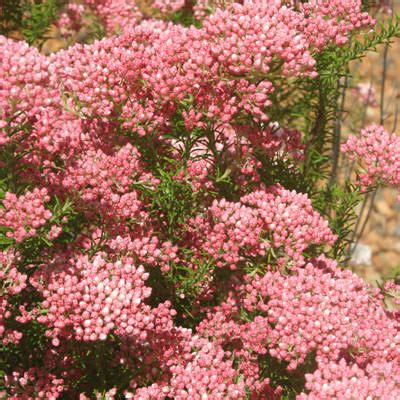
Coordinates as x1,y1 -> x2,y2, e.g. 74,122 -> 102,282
1,1 -> 400,399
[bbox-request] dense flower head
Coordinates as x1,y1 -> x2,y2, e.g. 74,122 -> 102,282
341,124 -> 400,197
0,36 -> 52,124
194,0 -> 374,46
61,143 -> 157,226
189,185 -> 336,269
0,188 -> 52,243
298,359 -> 400,400
33,253 -> 164,342
202,2 -> 317,78
297,0 -> 374,48
197,306 -> 277,394
107,235 -> 179,272
27,109 -> 84,160
51,35 -> 135,120
198,255 -> 400,393
131,336 -> 247,399
46,0 -> 373,135
241,256 -> 400,369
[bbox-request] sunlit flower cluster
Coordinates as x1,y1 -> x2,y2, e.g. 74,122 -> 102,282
342,124 -> 400,197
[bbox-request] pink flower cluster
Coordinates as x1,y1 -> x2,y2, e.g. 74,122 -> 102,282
0,188 -> 52,243
0,36 -> 52,124
107,235 -> 179,272
299,360 -> 400,399
47,0 -> 372,137
189,185 -> 336,269
198,255 -> 400,394
33,254 -> 174,342
243,256 -> 399,368
130,336 -> 247,399
61,143 -> 156,224
342,124 -> 400,197
297,0 -> 373,48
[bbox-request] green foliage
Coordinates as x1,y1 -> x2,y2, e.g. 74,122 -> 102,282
143,163 -> 204,239
258,352 -> 317,399
339,14 -> 400,66
22,0 -> 60,45
0,320 -> 48,391
0,0 -> 25,35
316,182 -> 362,262
170,7 -> 201,28
0,0 -> 64,44
68,338 -> 135,396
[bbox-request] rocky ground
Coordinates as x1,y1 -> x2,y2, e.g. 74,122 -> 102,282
351,188 -> 400,283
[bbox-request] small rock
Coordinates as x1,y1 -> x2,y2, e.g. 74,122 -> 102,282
350,243 -> 372,266
373,251 -> 400,272
364,230 -> 381,245
375,200 -> 394,217
393,202 -> 400,212
369,218 -> 387,236
376,236 -> 400,252
383,189 -> 397,207
363,268 -> 383,286
363,238 -> 380,253
41,38 -> 66,55
387,218 -> 400,235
